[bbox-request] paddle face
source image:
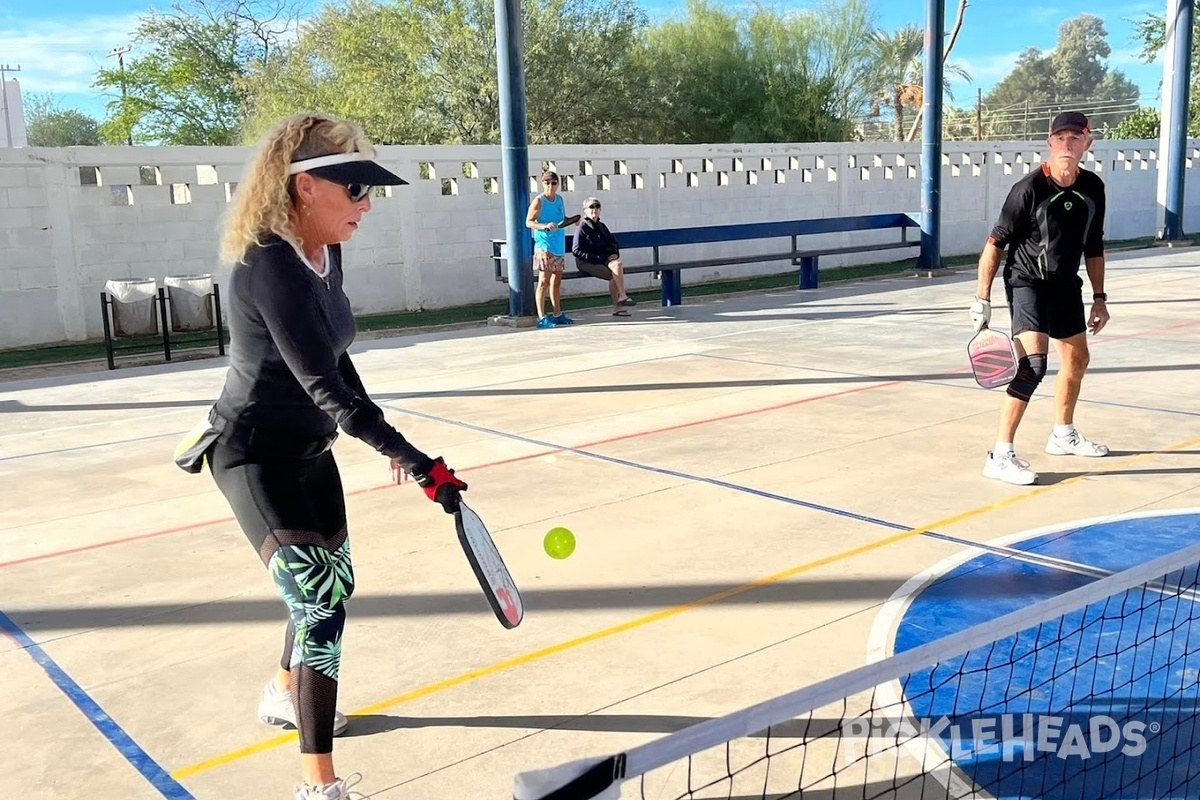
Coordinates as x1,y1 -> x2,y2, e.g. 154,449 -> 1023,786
455,500 -> 524,629
968,327 -> 1019,389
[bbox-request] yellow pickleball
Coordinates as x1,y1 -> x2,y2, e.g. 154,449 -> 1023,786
543,526 -> 576,559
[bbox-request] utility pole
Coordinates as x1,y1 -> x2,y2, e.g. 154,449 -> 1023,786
0,63 -> 21,148
976,88 -> 983,141
107,46 -> 133,146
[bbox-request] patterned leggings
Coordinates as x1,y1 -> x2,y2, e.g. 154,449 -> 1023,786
209,441 -> 355,754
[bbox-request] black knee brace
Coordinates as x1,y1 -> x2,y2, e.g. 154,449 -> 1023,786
1006,354 -> 1047,402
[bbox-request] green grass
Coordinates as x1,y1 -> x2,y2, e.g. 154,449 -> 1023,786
0,330 -> 230,371
0,233 -> 1178,372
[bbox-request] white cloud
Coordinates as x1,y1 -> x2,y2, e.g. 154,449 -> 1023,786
0,13 -> 143,97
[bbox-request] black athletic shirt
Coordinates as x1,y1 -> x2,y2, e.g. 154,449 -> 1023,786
212,234 -> 431,472
989,164 -> 1106,287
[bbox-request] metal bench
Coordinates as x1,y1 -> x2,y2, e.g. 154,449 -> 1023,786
491,212 -> 923,306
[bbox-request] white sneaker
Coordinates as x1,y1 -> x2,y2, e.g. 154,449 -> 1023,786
293,773 -> 366,800
1045,429 -> 1109,457
983,450 -> 1038,485
259,681 -> 349,737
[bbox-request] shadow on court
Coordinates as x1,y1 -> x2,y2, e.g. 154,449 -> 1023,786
6,568 -> 1102,634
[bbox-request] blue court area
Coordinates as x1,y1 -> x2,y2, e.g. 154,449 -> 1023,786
892,511 -> 1200,800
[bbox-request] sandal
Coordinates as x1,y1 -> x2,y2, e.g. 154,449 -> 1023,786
612,309 -> 631,316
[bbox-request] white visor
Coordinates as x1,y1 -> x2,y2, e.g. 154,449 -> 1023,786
287,152 -> 367,175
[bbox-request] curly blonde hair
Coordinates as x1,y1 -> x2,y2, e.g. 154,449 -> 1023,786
220,114 -> 377,265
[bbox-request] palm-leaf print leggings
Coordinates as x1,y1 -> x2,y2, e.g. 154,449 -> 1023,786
209,441 -> 355,754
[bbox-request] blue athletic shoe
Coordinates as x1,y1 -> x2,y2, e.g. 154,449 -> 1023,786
552,313 -> 575,325
536,316 -> 557,329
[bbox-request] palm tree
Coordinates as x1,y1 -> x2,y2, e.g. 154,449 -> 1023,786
869,23 -> 972,141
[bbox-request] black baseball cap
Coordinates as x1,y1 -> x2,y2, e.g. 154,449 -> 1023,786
1049,111 -> 1090,136
287,151 -> 408,186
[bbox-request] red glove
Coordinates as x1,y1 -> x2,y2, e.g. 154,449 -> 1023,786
399,456 -> 467,513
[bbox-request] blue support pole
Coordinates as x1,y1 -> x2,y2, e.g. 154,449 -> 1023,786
918,0 -> 945,269
1163,0 -> 1195,242
494,0 -> 533,317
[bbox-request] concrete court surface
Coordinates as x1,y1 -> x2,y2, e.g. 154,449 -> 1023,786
3,247 -> 1200,800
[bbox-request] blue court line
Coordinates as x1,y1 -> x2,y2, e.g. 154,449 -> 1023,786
0,610 -> 195,799
693,352 -> 1200,419
384,402 -> 914,532
383,403 -> 1189,595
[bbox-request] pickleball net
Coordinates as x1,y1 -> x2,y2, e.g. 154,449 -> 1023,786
513,540 -> 1200,800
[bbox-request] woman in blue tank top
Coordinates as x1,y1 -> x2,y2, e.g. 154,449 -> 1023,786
525,170 -> 578,328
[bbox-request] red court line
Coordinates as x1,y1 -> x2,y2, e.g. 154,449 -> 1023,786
0,378 -> 898,570
6,312 -> 1197,571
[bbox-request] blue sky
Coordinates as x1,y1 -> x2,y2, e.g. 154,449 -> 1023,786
0,0 -> 1172,125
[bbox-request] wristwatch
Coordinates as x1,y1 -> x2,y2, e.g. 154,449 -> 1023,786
1093,292 -> 1108,302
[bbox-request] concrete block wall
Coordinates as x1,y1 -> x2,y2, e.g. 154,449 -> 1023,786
1,138 -> 1197,349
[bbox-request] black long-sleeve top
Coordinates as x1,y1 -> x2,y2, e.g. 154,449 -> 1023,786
212,234 -> 431,472
572,218 -> 620,264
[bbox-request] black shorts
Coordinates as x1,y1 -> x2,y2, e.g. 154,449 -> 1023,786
574,257 -> 614,281
1005,276 -> 1086,340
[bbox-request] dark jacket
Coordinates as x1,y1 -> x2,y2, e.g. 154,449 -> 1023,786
572,218 -> 620,264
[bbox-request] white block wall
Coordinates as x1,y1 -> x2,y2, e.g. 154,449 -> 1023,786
1,139 -> 1196,349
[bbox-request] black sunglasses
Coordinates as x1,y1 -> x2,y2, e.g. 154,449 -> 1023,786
344,183 -> 373,202
587,204 -> 601,209
309,174 -> 373,202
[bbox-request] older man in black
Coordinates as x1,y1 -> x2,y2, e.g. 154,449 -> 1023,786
970,111 -> 1111,485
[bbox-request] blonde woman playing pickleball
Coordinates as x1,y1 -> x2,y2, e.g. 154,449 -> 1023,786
194,113 -> 468,800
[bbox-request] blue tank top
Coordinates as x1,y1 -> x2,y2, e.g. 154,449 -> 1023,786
532,193 -> 566,256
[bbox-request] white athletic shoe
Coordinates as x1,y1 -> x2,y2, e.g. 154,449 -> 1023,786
1045,429 -> 1109,457
258,680 -> 349,737
982,450 -> 1038,486
293,773 -> 366,800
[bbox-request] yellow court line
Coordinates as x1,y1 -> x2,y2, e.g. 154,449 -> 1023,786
170,434 -> 1200,781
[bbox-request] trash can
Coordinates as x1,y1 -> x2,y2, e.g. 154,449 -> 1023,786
165,274 -> 215,331
104,278 -> 159,337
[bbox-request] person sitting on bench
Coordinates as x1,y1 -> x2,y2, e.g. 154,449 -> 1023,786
571,197 -> 635,316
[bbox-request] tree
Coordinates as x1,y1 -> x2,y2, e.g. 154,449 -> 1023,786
24,93 -> 101,147
868,25 -> 921,141
240,0 -> 446,146
903,0 -> 970,141
984,14 -> 1139,139
1050,13 -> 1111,94
242,0 -> 651,146
1105,107 -> 1160,139
1132,3 -> 1200,136
635,0 -> 852,143
867,23 -> 970,141
797,0 -> 882,124
93,0 -> 297,145
984,48 -> 1057,122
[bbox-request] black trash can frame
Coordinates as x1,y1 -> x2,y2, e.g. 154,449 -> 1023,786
100,281 -> 226,370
